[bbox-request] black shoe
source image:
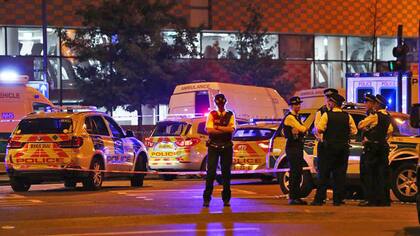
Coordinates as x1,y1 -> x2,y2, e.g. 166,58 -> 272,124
223,201 -> 230,207
289,199 -> 308,205
203,200 -> 210,207
310,201 -> 324,206
333,201 -> 344,206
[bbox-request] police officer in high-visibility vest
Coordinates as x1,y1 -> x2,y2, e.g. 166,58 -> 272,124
203,94 -> 236,207
314,89 -> 338,181
311,93 -> 357,206
358,94 -> 393,207
281,96 -> 308,205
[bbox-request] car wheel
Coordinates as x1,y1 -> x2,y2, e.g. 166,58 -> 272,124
391,162 -> 417,202
131,154 -> 147,187
83,158 -> 104,191
10,177 -> 31,192
64,179 -> 77,188
161,174 -> 177,181
278,167 -> 313,197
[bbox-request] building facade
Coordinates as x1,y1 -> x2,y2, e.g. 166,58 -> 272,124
0,0 -> 418,123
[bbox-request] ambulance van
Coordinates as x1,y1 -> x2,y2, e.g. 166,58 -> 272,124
0,74 -> 53,172
294,88 -> 346,109
168,82 -> 288,120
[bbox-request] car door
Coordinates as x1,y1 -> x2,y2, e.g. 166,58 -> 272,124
347,113 -> 365,174
103,116 -> 135,171
85,116 -> 115,170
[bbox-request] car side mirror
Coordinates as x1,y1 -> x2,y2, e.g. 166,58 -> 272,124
126,130 -> 135,137
410,104 -> 420,128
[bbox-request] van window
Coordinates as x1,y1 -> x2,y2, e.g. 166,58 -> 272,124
195,91 -> 210,115
32,102 -> 52,112
380,88 -> 396,112
153,121 -> 188,136
16,118 -> 73,134
233,128 -> 275,141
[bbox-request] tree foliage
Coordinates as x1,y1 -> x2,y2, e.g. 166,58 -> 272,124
61,0 -> 199,120
222,4 -> 291,96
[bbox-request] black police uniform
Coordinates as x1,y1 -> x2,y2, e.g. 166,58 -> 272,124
362,111 -> 392,206
282,112 -> 305,201
315,105 -> 329,172
316,88 -> 337,173
203,110 -> 234,204
359,94 -> 377,202
313,109 -> 352,205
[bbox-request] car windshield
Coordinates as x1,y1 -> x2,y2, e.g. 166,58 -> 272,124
15,118 -> 73,134
152,121 -> 188,136
393,117 -> 420,137
233,128 -> 275,141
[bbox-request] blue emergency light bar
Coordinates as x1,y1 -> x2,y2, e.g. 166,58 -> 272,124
345,72 -> 411,78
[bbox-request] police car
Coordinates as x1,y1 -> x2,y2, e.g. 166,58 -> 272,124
271,105 -> 420,202
232,122 -> 283,182
146,117 -> 208,180
5,107 -> 148,192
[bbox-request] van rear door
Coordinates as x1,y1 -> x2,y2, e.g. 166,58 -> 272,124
169,90 -> 211,117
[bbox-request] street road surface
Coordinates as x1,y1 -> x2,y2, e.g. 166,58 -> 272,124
0,179 -> 419,236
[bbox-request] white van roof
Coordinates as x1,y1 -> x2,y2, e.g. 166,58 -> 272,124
295,88 -> 345,109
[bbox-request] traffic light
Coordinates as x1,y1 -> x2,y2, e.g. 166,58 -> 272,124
388,43 -> 409,72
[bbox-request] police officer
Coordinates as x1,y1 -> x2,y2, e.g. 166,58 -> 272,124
359,94 -> 378,204
281,96 -> 308,205
314,88 -> 339,128
311,93 -> 357,206
203,94 -> 236,207
314,88 -> 338,198
358,94 -> 393,207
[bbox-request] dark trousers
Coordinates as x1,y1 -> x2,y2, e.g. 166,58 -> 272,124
314,143 -> 349,203
203,146 -> 233,202
286,141 -> 304,200
362,143 -> 390,204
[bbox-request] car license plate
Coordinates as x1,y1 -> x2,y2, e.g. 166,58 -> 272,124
29,143 -> 52,149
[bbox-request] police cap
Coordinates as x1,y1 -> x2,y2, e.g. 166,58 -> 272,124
323,88 -> 338,97
214,94 -> 227,104
328,93 -> 345,106
375,94 -> 387,106
364,94 -> 376,103
288,96 -> 303,105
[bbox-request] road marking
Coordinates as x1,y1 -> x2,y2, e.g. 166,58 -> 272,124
1,225 -> 15,230
47,227 -> 260,236
0,194 -> 44,206
232,188 -> 258,195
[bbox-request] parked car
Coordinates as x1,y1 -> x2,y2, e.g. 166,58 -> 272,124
232,122 -> 281,182
146,117 -> 209,180
5,108 -> 148,192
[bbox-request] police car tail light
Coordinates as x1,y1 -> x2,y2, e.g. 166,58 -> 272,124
7,139 -> 24,149
176,138 -> 200,147
59,136 -> 83,148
